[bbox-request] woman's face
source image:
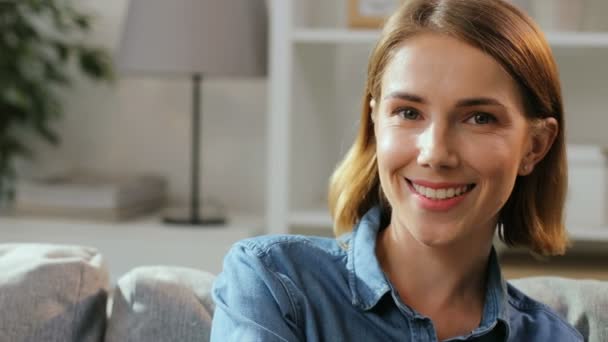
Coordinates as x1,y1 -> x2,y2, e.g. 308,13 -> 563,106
372,32 -> 534,248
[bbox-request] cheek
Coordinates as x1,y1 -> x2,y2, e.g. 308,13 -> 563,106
482,154 -> 518,182
469,139 -> 523,204
460,127 -> 527,172
469,141 -> 520,178
375,126 -> 415,173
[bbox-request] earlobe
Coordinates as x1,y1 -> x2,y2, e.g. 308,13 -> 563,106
519,117 -> 558,176
518,163 -> 532,175
370,98 -> 377,123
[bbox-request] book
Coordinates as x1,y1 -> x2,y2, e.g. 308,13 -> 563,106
14,170 -> 167,221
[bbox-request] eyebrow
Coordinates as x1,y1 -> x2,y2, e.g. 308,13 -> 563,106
383,91 -> 507,108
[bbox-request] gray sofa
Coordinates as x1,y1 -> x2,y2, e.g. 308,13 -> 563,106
0,243 -> 606,342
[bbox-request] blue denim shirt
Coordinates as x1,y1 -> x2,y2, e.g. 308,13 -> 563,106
211,207 -> 583,341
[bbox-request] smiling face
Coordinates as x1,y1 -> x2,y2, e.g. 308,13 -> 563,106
372,32 -> 534,248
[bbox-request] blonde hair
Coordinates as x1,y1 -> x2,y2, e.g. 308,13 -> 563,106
328,0 -> 568,256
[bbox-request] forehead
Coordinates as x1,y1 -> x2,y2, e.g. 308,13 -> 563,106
381,33 -> 523,107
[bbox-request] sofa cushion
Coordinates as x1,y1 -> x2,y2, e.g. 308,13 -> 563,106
106,266 -> 215,342
0,243 -> 109,342
510,276 -> 608,342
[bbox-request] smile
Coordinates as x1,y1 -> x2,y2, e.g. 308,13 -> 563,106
405,178 -> 476,200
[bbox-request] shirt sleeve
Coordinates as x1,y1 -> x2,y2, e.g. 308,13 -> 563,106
210,242 -> 302,342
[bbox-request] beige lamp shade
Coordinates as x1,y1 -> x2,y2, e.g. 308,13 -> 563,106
117,0 -> 267,77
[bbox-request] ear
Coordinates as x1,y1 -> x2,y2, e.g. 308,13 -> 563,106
369,98 -> 377,124
519,117 -> 558,176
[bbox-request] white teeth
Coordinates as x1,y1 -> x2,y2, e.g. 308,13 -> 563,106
437,188 -> 446,199
411,182 -> 471,200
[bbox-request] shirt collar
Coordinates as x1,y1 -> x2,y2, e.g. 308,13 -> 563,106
346,206 -> 391,310
474,247 -> 511,339
345,206 -> 511,338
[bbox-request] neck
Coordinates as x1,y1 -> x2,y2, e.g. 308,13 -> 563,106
376,221 -> 494,316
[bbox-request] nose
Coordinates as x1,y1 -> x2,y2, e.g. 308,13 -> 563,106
416,123 -> 459,169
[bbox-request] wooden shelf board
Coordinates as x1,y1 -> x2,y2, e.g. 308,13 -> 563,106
293,29 -> 608,48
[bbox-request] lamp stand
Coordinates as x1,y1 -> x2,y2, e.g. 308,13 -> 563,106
163,73 -> 226,226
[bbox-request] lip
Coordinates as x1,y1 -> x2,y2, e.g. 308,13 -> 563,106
408,178 -> 473,189
405,178 -> 475,212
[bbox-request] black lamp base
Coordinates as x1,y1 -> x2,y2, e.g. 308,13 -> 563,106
162,207 -> 227,226
163,74 -> 227,228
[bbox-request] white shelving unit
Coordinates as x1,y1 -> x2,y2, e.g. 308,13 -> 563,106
267,0 -> 608,240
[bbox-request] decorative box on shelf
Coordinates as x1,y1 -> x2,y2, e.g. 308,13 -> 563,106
14,170 -> 167,222
565,144 -> 607,230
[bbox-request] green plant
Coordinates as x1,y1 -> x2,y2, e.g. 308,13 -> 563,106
0,0 -> 113,203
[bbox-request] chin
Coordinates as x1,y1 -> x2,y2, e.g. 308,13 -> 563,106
405,220 -> 467,248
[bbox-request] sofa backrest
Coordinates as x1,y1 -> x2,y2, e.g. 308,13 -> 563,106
510,276 -> 608,342
0,243 -> 109,342
105,266 -> 215,342
111,266 -> 607,342
1,244 -> 605,342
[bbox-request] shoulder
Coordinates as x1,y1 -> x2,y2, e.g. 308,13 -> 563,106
212,234 -> 355,340
223,233 -> 350,272
505,282 -> 583,341
214,234 -> 352,310
233,233 -> 348,257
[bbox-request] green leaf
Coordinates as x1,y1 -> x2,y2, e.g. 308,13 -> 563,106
17,55 -> 46,82
35,122 -> 60,145
73,13 -> 91,30
78,47 -> 114,80
0,135 -> 32,160
0,86 -> 31,112
53,40 -> 70,61
44,60 -> 70,85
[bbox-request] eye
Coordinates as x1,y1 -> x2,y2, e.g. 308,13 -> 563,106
468,112 -> 497,125
395,107 -> 421,120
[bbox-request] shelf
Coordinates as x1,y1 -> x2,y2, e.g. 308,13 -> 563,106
288,208 -> 608,242
546,31 -> 608,47
567,227 -> 608,241
292,29 -> 608,48
293,28 -> 381,44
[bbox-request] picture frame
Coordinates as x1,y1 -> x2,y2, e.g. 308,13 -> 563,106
347,0 -> 402,29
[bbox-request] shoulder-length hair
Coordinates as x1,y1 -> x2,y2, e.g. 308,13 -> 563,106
328,0 -> 568,256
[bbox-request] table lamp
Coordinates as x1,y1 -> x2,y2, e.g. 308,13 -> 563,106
116,0 -> 267,225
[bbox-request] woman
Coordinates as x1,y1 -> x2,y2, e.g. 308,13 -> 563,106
211,0 -> 582,340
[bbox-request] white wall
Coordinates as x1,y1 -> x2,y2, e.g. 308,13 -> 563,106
22,0 -> 268,215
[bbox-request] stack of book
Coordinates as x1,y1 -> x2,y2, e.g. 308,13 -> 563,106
14,170 -> 167,221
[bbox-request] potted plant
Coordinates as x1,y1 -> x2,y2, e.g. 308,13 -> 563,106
0,0 -> 113,209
